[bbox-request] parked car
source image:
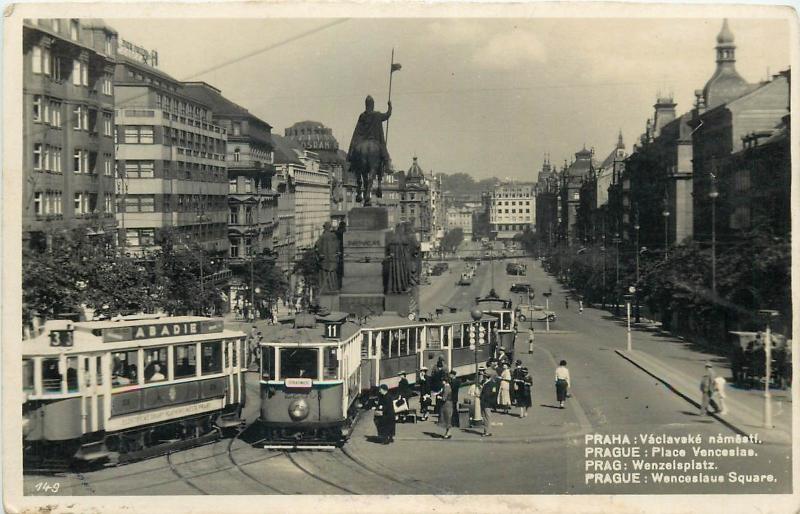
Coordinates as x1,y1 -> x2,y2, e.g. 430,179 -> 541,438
515,307 -> 557,323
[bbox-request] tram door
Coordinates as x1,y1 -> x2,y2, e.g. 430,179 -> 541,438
422,325 -> 448,371
81,355 -> 102,433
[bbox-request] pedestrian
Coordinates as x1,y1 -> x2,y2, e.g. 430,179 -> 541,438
511,359 -> 524,405
714,374 -> 728,415
437,377 -> 454,439
528,327 -> 535,354
565,297 -> 569,309
397,371 -> 412,400
497,363 -> 512,414
468,371 -> 484,424
497,347 -> 509,367
579,300 -> 583,313
518,367 -> 533,418
374,384 -> 396,444
479,374 -> 499,437
700,363 -> 718,415
417,367 -> 432,421
448,370 -> 461,426
243,305 -> 250,322
555,360 -> 571,409
431,360 -> 446,414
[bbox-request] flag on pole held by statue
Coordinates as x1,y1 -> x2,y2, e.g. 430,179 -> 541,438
391,63 -> 402,72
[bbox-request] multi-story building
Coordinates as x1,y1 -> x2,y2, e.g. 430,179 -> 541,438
427,171 -> 445,249
283,121 -> 355,224
446,206 -> 473,239
535,156 -> 560,245
489,181 -> 536,240
559,147 -> 594,244
182,82 -> 278,263
23,18 -> 118,250
114,45 -> 229,254
399,157 -> 431,243
271,134 -> 330,253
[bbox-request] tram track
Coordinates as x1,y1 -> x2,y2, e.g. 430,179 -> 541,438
166,451 -> 209,495
282,451 -> 360,494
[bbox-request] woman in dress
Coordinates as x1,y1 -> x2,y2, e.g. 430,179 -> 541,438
517,367 -> 533,418
555,360 -> 571,409
497,363 -> 512,414
437,377 -> 454,439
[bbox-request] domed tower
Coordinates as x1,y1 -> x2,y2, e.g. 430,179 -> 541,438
406,156 -> 425,184
702,19 -> 751,109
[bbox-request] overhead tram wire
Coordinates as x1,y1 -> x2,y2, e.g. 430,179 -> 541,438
26,18 -> 351,142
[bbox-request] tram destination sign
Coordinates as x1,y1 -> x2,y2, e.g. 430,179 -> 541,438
102,319 -> 224,343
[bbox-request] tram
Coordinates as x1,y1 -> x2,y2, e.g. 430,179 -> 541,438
257,310 -> 500,448
22,315 -> 247,467
476,294 -> 517,356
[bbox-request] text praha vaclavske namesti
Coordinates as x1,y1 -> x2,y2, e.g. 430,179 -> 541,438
583,433 -> 776,485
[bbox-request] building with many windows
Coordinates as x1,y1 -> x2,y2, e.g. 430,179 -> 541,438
182,82 -> 278,263
446,206 -> 473,239
114,47 -> 229,254
271,134 -> 331,254
488,181 -> 536,239
23,18 -> 118,249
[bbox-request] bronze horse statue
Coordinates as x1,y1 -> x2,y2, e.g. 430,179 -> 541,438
350,140 -> 385,206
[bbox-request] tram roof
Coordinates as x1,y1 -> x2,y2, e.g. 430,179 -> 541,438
264,321 -> 362,345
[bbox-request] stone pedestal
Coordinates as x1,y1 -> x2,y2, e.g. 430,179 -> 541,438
340,294 -> 384,316
339,207 -> 391,316
347,207 -> 389,231
385,286 -> 418,318
318,293 -> 340,313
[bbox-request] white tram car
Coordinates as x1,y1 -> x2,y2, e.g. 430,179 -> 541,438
22,315 -> 247,467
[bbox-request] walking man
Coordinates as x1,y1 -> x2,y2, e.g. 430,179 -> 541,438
578,299 -> 584,313
479,374 -> 499,437
528,327 -> 535,354
448,370 -> 461,427
714,374 -> 728,415
700,363 -> 718,415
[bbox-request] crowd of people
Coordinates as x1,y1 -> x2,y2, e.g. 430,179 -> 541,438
371,352 -> 569,443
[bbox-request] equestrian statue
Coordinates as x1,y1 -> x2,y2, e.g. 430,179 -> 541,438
347,95 -> 392,206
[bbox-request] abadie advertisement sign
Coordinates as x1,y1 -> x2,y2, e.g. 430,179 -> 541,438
102,320 -> 224,343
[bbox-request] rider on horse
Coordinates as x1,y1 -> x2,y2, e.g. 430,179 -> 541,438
347,95 -> 392,172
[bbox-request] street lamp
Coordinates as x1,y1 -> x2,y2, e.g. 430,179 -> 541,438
634,212 -> 641,323
624,287 -> 635,351
612,233 -> 621,315
542,289 -> 552,332
758,309 -> 779,429
662,205 -> 670,260
470,308 -> 484,386
528,291 -> 535,330
709,174 -> 719,296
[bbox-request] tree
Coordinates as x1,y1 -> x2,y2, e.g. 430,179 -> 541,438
441,228 -> 464,254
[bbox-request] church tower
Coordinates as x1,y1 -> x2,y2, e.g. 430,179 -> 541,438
701,19 -> 751,109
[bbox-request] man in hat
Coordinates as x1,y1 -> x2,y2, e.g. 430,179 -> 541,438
397,371 -> 412,400
699,363 -> 719,416
511,359 -> 525,405
374,384 -> 396,444
417,367 -> 432,421
479,373 -> 499,437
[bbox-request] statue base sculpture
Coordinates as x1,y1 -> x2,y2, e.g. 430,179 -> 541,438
385,287 -> 418,318
318,293 -> 340,313
340,294 -> 384,317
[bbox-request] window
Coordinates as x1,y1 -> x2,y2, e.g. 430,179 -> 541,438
33,192 -> 43,215
245,237 -> 253,256
74,192 -> 84,214
261,346 -> 275,380
73,149 -> 87,173
124,228 -> 155,247
50,100 -> 61,127
32,95 -> 42,122
72,60 -> 81,85
229,206 -> 239,224
123,126 -> 154,144
143,347 -> 168,382
42,47 -> 51,76
245,206 -> 253,224
323,347 -> 338,379
174,344 -> 197,378
52,56 -> 63,81
70,19 -> 79,40
43,146 -> 50,171
102,76 -> 112,95
103,113 -> 112,136
201,342 -> 222,375
52,19 -> 60,32
73,105 -> 85,130
232,122 -> 241,136
233,148 -> 240,161
32,46 -> 42,74
279,348 -> 318,379
33,143 -> 42,170
104,155 -> 113,176
23,360 -> 34,392
42,358 -> 62,392
123,161 -> 155,178
105,35 -> 113,55
229,237 -> 240,258
104,194 -> 113,214
229,178 -> 237,193
52,147 -> 62,172
124,195 -> 155,212
112,349 -> 139,386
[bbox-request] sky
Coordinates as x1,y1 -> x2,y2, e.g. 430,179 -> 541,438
108,17 -> 791,182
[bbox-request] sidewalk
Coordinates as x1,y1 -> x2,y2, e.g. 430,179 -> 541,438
616,345 -> 791,445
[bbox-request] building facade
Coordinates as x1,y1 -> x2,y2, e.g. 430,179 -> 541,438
399,157 -> 431,243
182,82 -> 278,263
23,18 -> 119,249
489,181 -> 536,240
446,207 -> 473,239
114,50 -> 228,254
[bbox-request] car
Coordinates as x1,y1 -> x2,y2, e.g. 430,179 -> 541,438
515,308 -> 557,323
457,273 -> 472,286
510,283 -> 532,294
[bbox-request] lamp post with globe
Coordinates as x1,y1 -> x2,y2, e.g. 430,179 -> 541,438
470,308 -> 484,385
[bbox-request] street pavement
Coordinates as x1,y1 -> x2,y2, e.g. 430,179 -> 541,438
25,253 -> 792,495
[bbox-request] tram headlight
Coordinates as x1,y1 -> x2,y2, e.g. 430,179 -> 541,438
288,399 -> 310,421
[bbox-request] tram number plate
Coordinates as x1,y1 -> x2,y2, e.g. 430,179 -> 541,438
284,378 -> 312,388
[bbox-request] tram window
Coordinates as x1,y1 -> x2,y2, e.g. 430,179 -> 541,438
502,313 -> 511,330
261,346 -> 274,380
279,348 -> 318,379
399,330 -> 408,356
66,356 -> 79,392
442,326 -> 450,347
201,342 -> 222,375
452,326 -> 463,349
173,344 -> 197,378
427,327 -> 441,349
361,334 -> 369,358
112,350 -> 139,386
42,358 -> 62,392
22,360 -> 34,392
231,340 -> 238,368
380,331 -> 390,358
390,330 -> 400,357
144,347 -> 168,382
409,328 -> 418,353
323,347 -> 338,379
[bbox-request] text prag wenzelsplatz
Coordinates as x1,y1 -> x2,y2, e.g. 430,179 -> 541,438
582,433 -> 776,486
